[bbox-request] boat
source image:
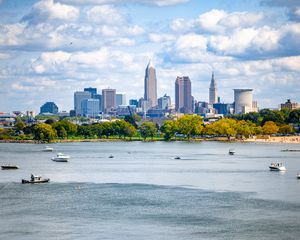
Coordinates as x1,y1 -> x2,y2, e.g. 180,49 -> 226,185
22,174 -> 50,184
174,156 -> 181,159
297,173 -> 300,179
51,153 -> 70,162
269,162 -> 286,171
1,164 -> 19,170
43,146 -> 54,152
108,155 -> 114,158
281,149 -> 300,152
229,149 -> 235,155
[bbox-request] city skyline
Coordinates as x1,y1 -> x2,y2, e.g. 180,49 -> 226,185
0,0 -> 300,112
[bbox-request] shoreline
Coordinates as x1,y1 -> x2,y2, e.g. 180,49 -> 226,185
1,136 -> 300,144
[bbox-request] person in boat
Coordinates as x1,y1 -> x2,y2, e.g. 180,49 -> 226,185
31,174 -> 34,181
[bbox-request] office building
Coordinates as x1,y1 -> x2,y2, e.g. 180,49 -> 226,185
233,89 -> 253,114
209,72 -> 218,105
40,102 -> 58,115
213,103 -> 234,115
175,76 -> 192,114
81,99 -> 100,117
129,99 -> 138,107
84,87 -> 97,97
102,88 -> 116,113
158,94 -> 171,110
144,60 -> 157,108
74,91 -> 91,116
116,93 -> 126,107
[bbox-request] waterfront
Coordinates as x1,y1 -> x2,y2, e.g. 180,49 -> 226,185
1,141 -> 300,239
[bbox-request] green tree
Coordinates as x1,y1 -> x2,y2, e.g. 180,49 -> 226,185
176,115 -> 203,139
161,120 -> 177,141
124,123 -> 137,140
262,121 -> 279,135
287,109 -> 300,123
139,122 -> 157,140
52,120 -> 77,137
14,120 -> 26,132
278,124 -> 294,134
32,123 -> 57,142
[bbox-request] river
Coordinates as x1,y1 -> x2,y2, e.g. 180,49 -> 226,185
0,141 -> 300,239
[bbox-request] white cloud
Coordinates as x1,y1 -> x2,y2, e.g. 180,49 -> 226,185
26,0 -> 79,22
60,0 -> 189,6
149,33 -> 175,43
0,23 -> 26,46
86,5 -> 124,25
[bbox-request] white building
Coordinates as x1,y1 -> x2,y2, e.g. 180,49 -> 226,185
233,89 -> 253,114
116,93 -> 126,107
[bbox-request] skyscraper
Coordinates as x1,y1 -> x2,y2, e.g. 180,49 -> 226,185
209,72 -> 217,105
74,91 -> 91,116
102,88 -> 116,113
84,87 -> 97,97
175,76 -> 192,114
144,60 -> 157,108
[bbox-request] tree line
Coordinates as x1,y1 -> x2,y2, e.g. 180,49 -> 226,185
0,109 -> 298,142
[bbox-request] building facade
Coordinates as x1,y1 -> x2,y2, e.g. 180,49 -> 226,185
158,94 -> 171,110
40,102 -> 58,115
209,72 -> 218,105
116,93 -> 126,107
102,88 -> 116,113
280,99 -> 299,110
81,99 -> 100,117
233,89 -> 253,114
175,76 -> 192,114
74,91 -> 91,116
84,87 -> 97,97
144,60 -> 157,108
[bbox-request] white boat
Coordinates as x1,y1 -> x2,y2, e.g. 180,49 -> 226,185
297,173 -> 300,179
269,162 -> 286,171
43,146 -> 54,152
22,174 -> 50,184
51,153 -> 70,162
229,149 -> 235,155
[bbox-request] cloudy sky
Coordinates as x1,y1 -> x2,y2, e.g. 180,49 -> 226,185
0,0 -> 300,113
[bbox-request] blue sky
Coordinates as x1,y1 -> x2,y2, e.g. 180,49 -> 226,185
0,0 -> 300,112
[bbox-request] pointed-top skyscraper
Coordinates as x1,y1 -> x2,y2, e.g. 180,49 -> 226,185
209,72 -> 217,104
144,60 -> 157,108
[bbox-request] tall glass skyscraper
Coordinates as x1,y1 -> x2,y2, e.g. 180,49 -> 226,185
144,60 -> 157,108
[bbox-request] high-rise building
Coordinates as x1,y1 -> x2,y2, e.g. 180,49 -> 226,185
84,87 -> 97,97
93,94 -> 102,112
81,99 -> 100,117
74,91 -> 91,116
158,94 -> 171,110
175,76 -> 192,114
102,88 -> 116,113
209,72 -> 217,105
40,102 -> 58,115
116,93 -> 126,106
144,60 -> 157,108
233,89 -> 253,114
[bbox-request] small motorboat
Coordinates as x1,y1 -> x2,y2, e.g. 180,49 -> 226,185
174,156 -> 181,160
269,162 -> 286,171
43,146 -> 54,152
108,155 -> 114,158
51,153 -> 70,162
297,173 -> 300,179
229,149 -> 235,155
1,164 -> 19,170
22,174 -> 50,184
